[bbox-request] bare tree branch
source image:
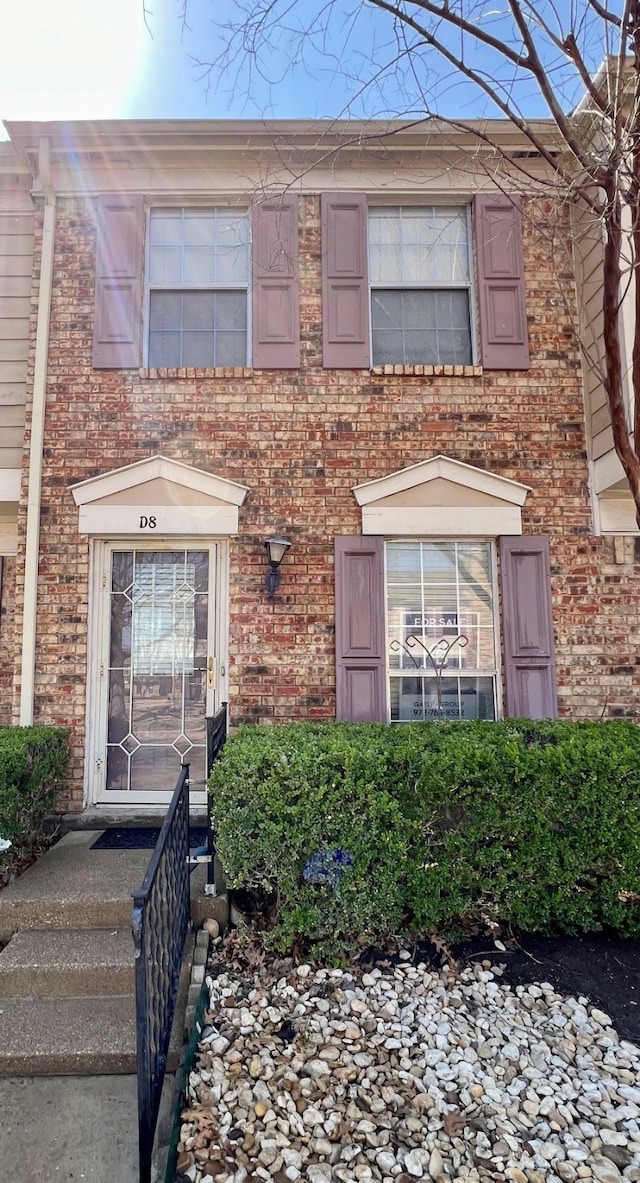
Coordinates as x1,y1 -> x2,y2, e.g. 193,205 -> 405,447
180,0 -> 640,526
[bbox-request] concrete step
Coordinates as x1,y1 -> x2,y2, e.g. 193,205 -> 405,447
0,831 -> 151,941
0,928 -> 135,999
0,996 -> 138,1075
0,830 -> 228,941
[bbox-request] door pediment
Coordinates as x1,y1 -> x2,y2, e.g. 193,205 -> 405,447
70,455 -> 249,536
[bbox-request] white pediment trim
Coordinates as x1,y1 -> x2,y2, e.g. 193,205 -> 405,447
70,455 -> 249,507
70,455 -> 249,537
353,455 -> 531,538
353,454 -> 530,507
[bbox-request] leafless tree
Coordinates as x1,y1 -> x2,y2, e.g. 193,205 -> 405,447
184,1 -> 640,526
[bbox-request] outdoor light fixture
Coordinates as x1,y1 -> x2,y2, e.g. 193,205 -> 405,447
264,534 -> 291,599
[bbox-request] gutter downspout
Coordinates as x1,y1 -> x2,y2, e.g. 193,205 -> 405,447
19,136 -> 56,726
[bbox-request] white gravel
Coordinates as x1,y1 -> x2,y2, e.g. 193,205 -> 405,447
176,954 -> 640,1183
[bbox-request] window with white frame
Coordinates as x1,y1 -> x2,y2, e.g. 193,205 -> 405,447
147,208 -> 250,367
369,206 -> 473,366
386,540 -> 498,722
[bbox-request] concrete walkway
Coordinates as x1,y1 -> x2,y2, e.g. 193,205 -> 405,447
0,824 -> 227,1181
0,1075 -> 140,1183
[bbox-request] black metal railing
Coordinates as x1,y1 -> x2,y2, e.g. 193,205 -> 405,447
206,702 -> 228,773
132,763 -> 191,1183
205,703 -> 228,891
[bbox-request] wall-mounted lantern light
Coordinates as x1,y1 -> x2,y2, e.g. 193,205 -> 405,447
264,534 -> 291,599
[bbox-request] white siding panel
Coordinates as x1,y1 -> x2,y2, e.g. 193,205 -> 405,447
0,189 -> 33,212
0,319 -> 29,340
0,256 -> 34,278
0,339 -> 28,362
0,383 -> 26,406
592,401 -> 612,436
0,405 -> 26,428
0,276 -> 31,298
0,426 -> 25,448
572,206 -> 616,476
0,234 -> 34,255
0,448 -> 23,469
0,214 -> 35,234
0,362 -> 28,384
592,425 -> 614,461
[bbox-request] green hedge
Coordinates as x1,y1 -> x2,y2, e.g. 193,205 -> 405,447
0,727 -> 70,864
209,720 -> 640,956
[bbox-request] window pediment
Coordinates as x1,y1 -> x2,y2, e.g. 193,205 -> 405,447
353,455 -> 530,536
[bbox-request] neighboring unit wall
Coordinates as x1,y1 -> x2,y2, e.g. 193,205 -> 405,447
0,159 -> 33,484
13,183 -> 640,809
0,152 -> 32,726
572,202 -> 637,526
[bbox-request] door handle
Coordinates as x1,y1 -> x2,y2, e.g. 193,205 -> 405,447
207,657 -> 216,690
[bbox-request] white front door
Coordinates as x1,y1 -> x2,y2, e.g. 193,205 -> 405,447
89,542 -> 227,806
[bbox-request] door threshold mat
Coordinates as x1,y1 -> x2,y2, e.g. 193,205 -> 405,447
90,826 -> 208,850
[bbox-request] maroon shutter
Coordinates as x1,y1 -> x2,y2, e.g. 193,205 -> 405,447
252,195 -> 300,369
92,194 -> 144,369
474,194 -> 529,370
499,535 -> 557,719
335,536 -> 386,722
321,193 -> 370,368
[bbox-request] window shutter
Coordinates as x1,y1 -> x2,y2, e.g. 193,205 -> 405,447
92,194 -> 144,369
334,536 -> 386,722
252,195 -> 300,369
321,193 -> 370,368
474,194 -> 529,370
499,535 -> 557,719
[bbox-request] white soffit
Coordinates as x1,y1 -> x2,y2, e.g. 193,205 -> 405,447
353,454 -> 531,537
70,455 -> 249,537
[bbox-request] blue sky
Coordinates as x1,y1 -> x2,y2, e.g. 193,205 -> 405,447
0,0 -> 612,131
0,0 -> 396,125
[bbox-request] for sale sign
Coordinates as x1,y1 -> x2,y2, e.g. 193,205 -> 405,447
399,687 -> 479,721
404,611 -> 458,633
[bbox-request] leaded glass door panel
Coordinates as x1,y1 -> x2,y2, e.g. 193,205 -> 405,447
100,547 -> 216,801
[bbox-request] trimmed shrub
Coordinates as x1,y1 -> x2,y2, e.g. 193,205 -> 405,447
209,720 -> 640,956
390,720 -> 640,937
210,723 -> 406,957
0,726 -> 70,865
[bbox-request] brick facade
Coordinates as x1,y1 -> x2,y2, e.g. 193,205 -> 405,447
0,557 -> 16,726
6,188 -> 640,810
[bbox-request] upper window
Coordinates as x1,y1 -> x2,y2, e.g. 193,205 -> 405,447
146,208 -> 250,368
369,206 -> 473,367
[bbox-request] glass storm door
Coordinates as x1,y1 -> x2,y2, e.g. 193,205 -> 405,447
99,547 -> 216,803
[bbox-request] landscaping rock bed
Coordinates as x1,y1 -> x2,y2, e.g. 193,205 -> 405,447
176,949 -> 640,1183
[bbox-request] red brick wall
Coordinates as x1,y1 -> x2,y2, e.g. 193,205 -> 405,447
0,556 -> 16,725
12,193 -> 640,809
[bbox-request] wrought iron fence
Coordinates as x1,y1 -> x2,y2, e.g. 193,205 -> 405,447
132,762 -> 191,1183
205,703 -> 228,892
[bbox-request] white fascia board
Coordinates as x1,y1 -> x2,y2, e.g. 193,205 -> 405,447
70,454 -> 249,508
362,505 -> 523,537
354,454 -> 531,507
78,504 -> 240,536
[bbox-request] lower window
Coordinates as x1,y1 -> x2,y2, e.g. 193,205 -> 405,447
386,539 -> 498,722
